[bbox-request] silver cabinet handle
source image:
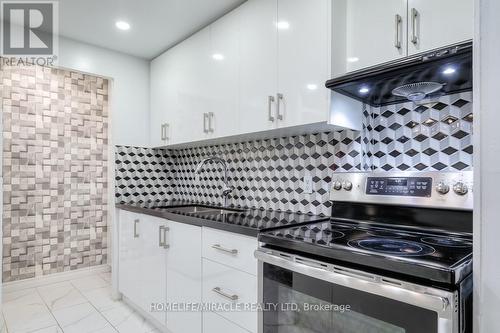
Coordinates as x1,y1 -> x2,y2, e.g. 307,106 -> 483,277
276,93 -> 284,121
203,113 -> 209,133
163,226 -> 170,249
164,123 -> 169,141
411,8 -> 419,45
268,95 -> 275,122
133,219 -> 139,238
212,287 -> 239,301
212,244 -> 238,255
160,124 -> 166,141
208,112 -> 215,133
394,14 -> 402,49
159,226 -> 165,247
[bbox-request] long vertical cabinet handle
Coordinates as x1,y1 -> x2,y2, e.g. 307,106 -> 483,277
276,93 -> 284,121
162,226 -> 170,249
159,226 -> 165,247
203,113 -> 209,133
161,124 -> 166,141
133,219 -> 139,238
208,112 -> 215,133
268,96 -> 275,122
394,14 -> 402,49
411,8 -> 419,45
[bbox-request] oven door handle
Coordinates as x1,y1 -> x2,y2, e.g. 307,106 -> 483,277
255,249 -> 455,317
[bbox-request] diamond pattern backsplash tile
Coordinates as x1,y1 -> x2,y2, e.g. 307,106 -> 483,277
2,65 -> 109,282
115,91 -> 473,216
115,146 -> 173,203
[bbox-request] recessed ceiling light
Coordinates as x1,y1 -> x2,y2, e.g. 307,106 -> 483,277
115,21 -> 130,31
276,21 -> 290,30
347,57 -> 359,63
212,53 -> 225,61
307,84 -> 318,90
359,87 -> 370,94
443,67 -> 456,75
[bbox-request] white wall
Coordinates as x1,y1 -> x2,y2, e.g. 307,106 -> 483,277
474,0 -> 500,331
58,37 -> 150,147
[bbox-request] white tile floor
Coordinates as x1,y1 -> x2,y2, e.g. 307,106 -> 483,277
1,271 -> 160,333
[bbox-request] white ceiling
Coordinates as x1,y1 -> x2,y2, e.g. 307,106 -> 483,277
58,0 -> 247,59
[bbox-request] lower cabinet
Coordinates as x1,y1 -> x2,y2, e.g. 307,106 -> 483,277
118,210 -> 258,333
118,210 -> 202,333
202,259 -> 258,333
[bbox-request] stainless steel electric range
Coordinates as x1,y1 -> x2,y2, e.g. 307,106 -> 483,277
256,171 -> 473,333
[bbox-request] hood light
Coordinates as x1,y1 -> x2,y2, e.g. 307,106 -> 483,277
443,67 -> 456,75
359,87 -> 370,94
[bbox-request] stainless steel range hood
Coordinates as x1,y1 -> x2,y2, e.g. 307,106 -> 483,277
325,41 -> 473,107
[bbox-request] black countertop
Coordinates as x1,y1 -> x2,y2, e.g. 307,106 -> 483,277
115,201 -> 327,237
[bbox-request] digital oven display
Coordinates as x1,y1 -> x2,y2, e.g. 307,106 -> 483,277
366,177 -> 432,197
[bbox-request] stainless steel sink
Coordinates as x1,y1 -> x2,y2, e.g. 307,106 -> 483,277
155,205 -> 244,215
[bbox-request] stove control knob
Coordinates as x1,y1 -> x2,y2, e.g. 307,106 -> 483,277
333,181 -> 342,191
453,182 -> 468,196
342,181 -> 353,191
435,182 -> 450,195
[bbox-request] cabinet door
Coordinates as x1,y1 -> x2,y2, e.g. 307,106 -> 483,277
165,220 -> 202,333
173,27 -> 211,144
118,211 -> 141,305
150,52 -> 173,147
277,0 -> 331,128
407,0 -> 473,55
239,0 -> 278,134
209,10 -> 240,138
333,0 -> 407,75
140,216 -> 167,326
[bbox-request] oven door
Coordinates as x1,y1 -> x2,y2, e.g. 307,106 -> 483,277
256,249 -> 458,333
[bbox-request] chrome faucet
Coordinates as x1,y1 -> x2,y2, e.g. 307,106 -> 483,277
195,156 -> 233,208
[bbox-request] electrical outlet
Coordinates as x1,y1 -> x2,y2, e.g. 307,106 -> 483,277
304,173 -> 313,194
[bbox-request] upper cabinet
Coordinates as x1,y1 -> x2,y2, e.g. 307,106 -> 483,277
407,0 -> 473,55
276,0 -> 331,128
332,0 -> 473,76
333,0 -> 407,74
238,0 -> 279,135
150,0 -> 334,147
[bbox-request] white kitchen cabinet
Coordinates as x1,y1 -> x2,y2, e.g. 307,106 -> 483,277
173,27 -> 212,144
333,0 -> 407,75
118,211 -> 202,333
238,0 -> 279,135
333,0 -> 473,76
277,0 -> 331,127
150,47 -> 178,146
118,211 -> 168,326
165,220 -> 202,333
202,259 -> 258,333
208,10 -> 241,138
140,216 -> 168,325
118,210 -> 142,306
407,0 -> 473,55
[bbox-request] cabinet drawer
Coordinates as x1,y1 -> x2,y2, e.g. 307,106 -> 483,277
202,259 -> 257,333
203,311 -> 251,333
202,227 -> 258,276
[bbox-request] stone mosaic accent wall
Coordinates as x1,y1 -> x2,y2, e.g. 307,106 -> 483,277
116,92 -> 473,217
1,65 -> 109,282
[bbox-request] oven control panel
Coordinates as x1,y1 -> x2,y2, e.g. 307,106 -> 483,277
330,171 -> 473,210
366,177 -> 432,197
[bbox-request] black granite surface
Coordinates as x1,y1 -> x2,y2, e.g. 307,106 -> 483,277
115,201 -> 327,237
